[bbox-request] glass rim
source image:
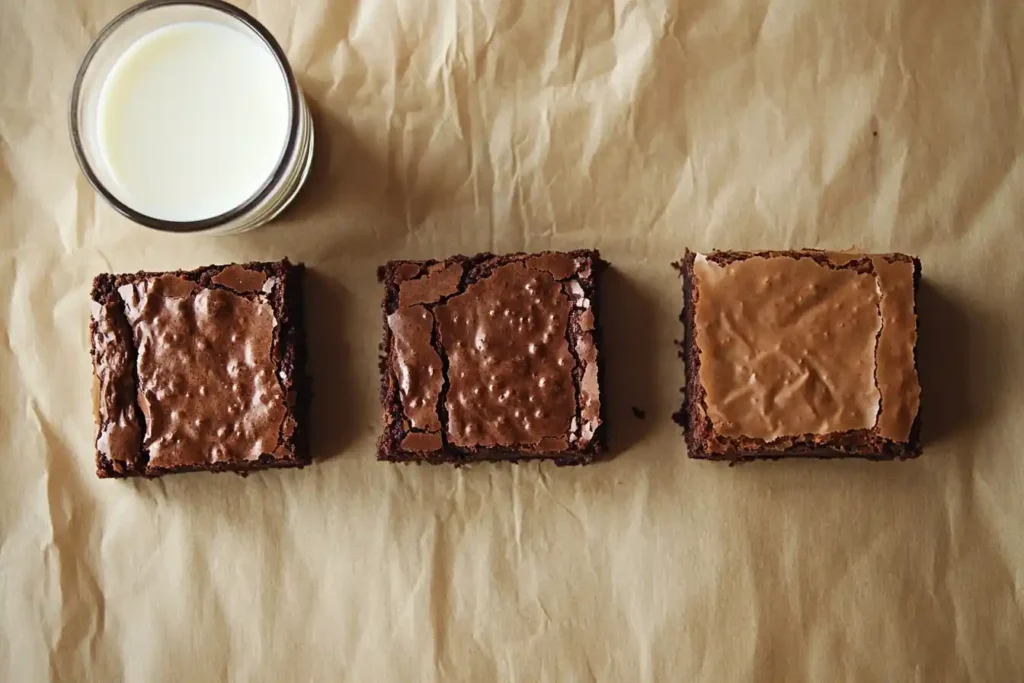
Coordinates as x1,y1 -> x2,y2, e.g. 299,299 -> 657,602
68,0 -> 302,234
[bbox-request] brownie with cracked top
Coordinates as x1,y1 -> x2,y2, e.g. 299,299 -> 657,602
377,251 -> 605,465
89,259 -> 308,478
674,250 -> 922,462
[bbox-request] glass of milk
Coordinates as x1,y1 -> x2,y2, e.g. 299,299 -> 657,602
70,0 -> 314,234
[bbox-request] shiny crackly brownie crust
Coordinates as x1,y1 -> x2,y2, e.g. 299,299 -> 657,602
90,259 -> 308,478
377,251 -> 606,465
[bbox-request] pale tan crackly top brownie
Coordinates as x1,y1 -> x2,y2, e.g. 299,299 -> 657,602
676,250 -> 921,461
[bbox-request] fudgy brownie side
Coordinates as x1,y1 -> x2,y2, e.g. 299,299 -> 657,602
90,260 -> 309,478
377,251 -> 605,465
674,249 -> 922,462
675,251 -> 706,458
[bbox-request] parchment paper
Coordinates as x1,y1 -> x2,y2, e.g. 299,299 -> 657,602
2,0 -> 1023,680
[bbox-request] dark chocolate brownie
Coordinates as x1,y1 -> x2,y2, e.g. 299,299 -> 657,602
89,259 -> 308,478
377,251 -> 605,465
674,250 -> 922,462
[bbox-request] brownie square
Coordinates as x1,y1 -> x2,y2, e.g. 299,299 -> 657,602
377,251 -> 605,465
675,250 -> 922,461
89,260 -> 308,478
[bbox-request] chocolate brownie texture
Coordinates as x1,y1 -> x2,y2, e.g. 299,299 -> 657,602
90,260 -> 308,478
674,250 -> 922,462
377,251 -> 605,465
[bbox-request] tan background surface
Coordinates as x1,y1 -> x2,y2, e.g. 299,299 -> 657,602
2,0 -> 1023,680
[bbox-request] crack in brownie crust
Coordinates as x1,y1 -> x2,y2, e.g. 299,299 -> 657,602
673,249 -> 922,462
377,251 -> 605,465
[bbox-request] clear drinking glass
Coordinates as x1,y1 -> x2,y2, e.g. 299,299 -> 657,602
69,0 -> 314,235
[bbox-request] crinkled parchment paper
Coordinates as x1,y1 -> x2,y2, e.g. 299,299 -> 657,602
1,0 -> 1022,680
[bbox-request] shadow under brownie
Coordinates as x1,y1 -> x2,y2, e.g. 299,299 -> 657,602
674,250 -> 922,462
90,259 -> 308,478
377,251 -> 605,465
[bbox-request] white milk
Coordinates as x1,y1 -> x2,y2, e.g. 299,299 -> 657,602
96,21 -> 291,222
